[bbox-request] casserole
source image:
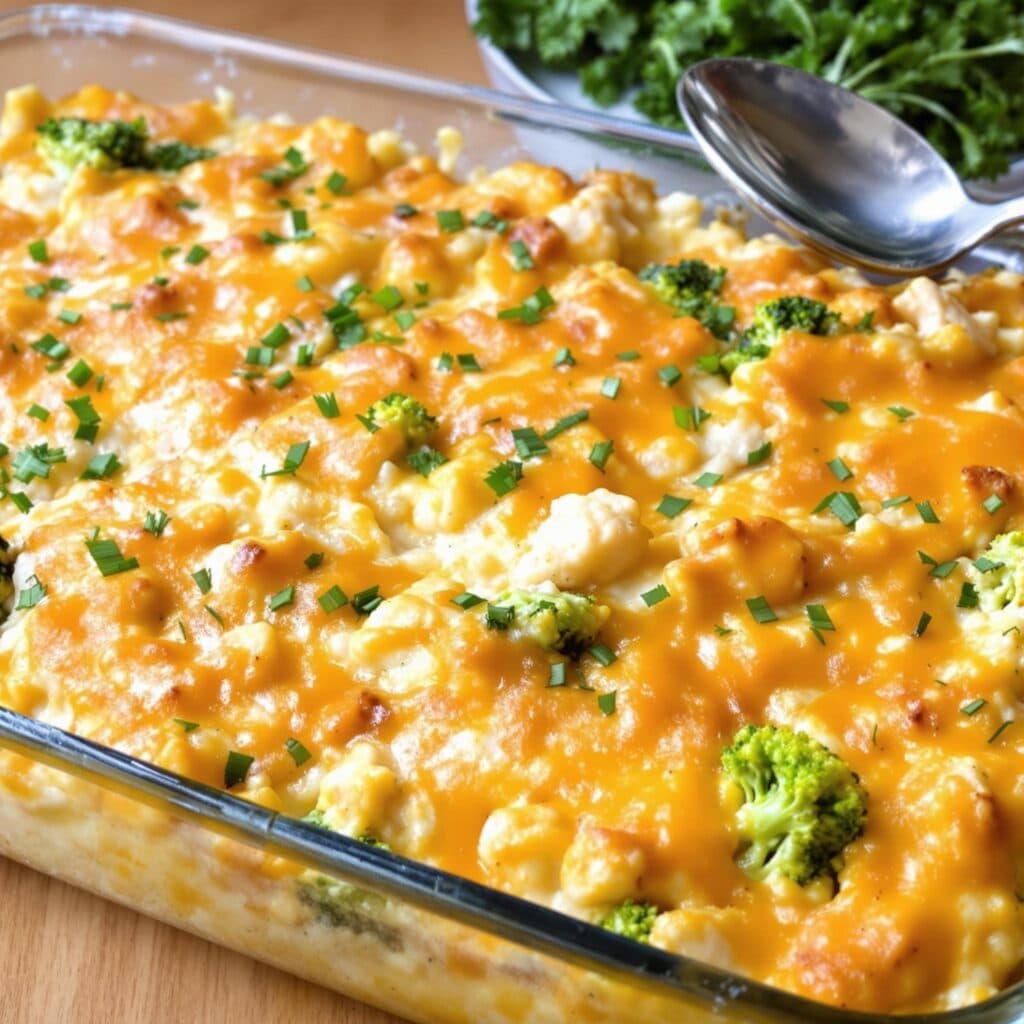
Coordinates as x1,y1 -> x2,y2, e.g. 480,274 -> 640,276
3,7 -> 1024,1023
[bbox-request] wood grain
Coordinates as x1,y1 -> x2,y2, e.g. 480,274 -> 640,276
0,2 -> 486,1021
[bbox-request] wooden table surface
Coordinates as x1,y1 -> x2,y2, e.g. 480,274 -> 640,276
0,3 -> 485,1021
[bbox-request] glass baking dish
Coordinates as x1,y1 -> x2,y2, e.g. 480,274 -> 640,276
1,7 -> 1023,1023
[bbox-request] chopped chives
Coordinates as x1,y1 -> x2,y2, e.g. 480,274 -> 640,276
597,691 -> 617,716
547,662 -> 567,687
657,364 -> 682,386
543,409 -> 588,440
80,452 -> 121,480
988,720 -> 1013,744
827,457 -> 853,481
192,568 -> 213,595
224,751 -> 254,788
913,611 -> 932,637
553,347 -> 576,368
143,511 -> 171,537
673,405 -> 710,432
656,494 -> 692,518
484,460 -> 523,496
509,239 -> 534,270
747,441 -> 772,466
457,353 -> 483,372
66,359 -> 93,387
983,494 -> 1005,515
351,585 -> 384,615
314,392 -> 340,418
319,585 -> 348,613
269,585 -> 295,611
15,574 -> 47,610
916,500 -> 940,524
600,376 -> 622,399
641,584 -> 670,607
692,471 -> 722,489
372,284 -> 403,311
588,643 -> 617,666
184,244 -> 209,265
961,698 -> 987,716
746,596 -> 777,623
436,209 -> 465,233
407,446 -> 449,477
589,439 -> 614,472
974,556 -> 1004,573
451,591 -> 484,610
511,426 -> 549,459
485,603 -> 514,629
806,604 -> 835,631
285,737 -> 312,766
86,537 -> 139,577
821,398 -> 849,413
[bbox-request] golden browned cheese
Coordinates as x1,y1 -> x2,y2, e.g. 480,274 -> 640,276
2,86 -> 1024,1015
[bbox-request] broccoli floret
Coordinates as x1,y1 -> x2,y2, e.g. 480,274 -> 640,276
36,116 -> 149,171
488,586 -> 609,658
700,296 -> 839,380
302,810 -> 391,851
296,874 -> 402,950
743,296 -> 840,350
597,899 -> 658,942
363,392 -> 437,448
638,259 -> 735,339
36,117 -> 214,173
721,724 -> 867,886
970,531 -> 1024,611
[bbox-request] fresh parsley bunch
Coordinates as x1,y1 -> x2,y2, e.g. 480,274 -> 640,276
473,0 -> 1024,179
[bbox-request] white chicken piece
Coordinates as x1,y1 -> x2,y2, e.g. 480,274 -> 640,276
514,488 -> 650,590
892,277 -> 995,353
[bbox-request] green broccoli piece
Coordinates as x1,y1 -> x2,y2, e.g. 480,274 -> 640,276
721,724 -> 867,886
638,259 -> 735,340
743,296 -> 840,350
597,899 -> 658,942
970,531 -> 1024,611
700,296 -> 839,380
302,810 -> 391,852
488,586 -> 609,658
36,117 -> 214,173
37,116 -> 148,171
363,392 -> 437,448
296,874 -> 402,950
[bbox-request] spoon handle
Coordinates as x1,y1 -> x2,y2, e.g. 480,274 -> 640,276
994,195 -> 1024,232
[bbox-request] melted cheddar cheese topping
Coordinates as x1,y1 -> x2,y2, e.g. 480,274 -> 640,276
2,86 -> 1024,1015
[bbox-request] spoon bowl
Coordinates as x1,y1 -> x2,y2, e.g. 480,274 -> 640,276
678,58 -> 1024,275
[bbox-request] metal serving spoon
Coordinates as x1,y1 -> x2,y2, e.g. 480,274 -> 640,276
677,57 -> 1024,275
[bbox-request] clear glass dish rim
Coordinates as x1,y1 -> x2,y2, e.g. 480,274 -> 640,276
0,7 -> 1019,1021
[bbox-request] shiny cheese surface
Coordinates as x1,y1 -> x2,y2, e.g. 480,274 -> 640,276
2,86 -> 1024,1014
